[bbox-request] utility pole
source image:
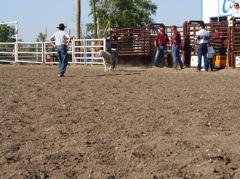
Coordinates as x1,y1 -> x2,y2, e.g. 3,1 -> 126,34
92,0 -> 98,38
45,28 -> 47,42
75,0 -> 81,39
75,0 -> 81,62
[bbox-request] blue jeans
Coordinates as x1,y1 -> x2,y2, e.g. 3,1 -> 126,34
208,58 -> 213,71
110,50 -> 118,69
197,43 -> 208,71
172,44 -> 183,69
152,45 -> 166,67
56,45 -> 68,75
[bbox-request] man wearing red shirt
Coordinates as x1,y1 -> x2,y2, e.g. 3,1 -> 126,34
152,27 -> 169,67
212,28 -> 226,55
171,25 -> 183,70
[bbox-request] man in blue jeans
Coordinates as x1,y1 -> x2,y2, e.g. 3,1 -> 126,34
194,23 -> 211,71
152,27 -> 169,68
49,23 -> 71,77
171,25 -> 183,70
105,29 -> 123,69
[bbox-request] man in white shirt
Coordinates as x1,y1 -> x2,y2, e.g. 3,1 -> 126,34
230,2 -> 240,20
194,23 -> 211,71
49,23 -> 71,77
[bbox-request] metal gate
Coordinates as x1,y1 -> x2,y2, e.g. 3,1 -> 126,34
17,42 -> 44,63
72,38 -> 105,65
44,42 -> 73,64
0,42 -> 44,64
0,43 -> 16,63
182,20 -> 229,68
230,18 -> 240,68
111,25 -> 152,66
0,39 -> 105,65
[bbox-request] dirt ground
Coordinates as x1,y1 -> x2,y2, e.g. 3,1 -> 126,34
1,64 -> 240,179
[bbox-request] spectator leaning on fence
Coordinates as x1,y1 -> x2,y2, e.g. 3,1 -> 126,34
194,23 -> 211,72
49,23 -> 71,77
212,28 -> 226,55
230,2 -> 240,20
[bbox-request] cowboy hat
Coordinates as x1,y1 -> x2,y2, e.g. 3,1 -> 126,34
57,23 -> 67,29
198,23 -> 206,28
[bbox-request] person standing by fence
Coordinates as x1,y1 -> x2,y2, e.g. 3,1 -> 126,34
49,23 -> 71,77
194,23 -> 211,72
230,2 -> 240,20
207,45 -> 215,71
152,27 -> 169,68
171,25 -> 183,70
212,28 -> 226,55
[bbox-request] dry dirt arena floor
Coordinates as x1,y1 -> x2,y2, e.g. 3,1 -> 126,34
1,64 -> 240,179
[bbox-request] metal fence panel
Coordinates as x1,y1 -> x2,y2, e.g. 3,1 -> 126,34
0,39 -> 106,66
16,42 -> 44,63
0,43 -> 16,63
44,42 -> 73,64
72,38 -> 105,65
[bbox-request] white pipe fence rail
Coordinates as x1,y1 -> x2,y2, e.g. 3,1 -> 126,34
0,39 -> 106,65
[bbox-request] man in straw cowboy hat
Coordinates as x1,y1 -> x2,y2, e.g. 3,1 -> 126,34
49,23 -> 71,77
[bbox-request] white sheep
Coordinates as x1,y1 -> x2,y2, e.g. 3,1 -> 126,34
98,50 -> 114,72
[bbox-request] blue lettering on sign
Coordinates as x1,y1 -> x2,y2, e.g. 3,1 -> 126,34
220,0 -> 238,15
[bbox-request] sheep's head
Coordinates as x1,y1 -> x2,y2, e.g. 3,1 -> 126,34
98,50 -> 104,57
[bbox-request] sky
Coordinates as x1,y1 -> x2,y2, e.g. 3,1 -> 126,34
0,0 -> 202,42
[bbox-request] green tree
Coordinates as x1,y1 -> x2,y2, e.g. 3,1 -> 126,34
86,0 -> 158,38
36,32 -> 47,42
0,24 -> 16,42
